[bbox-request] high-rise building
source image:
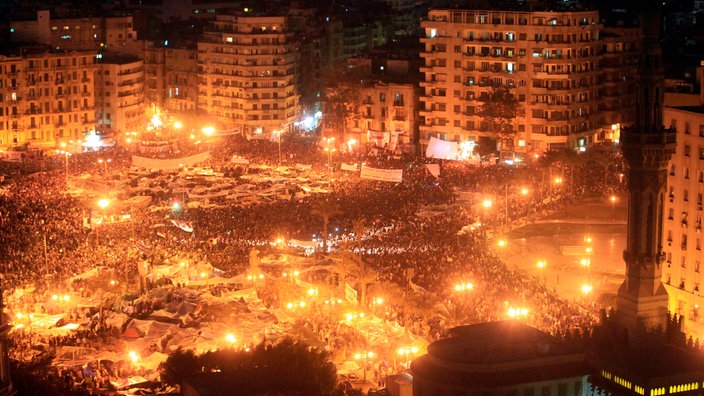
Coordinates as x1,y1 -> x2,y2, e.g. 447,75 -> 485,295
0,46 -> 97,151
197,14 -> 300,139
95,53 -> 145,139
9,10 -> 139,55
419,8 -> 604,157
661,74 -> 704,340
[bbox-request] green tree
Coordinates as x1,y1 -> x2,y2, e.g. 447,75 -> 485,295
164,338 -> 338,395
161,347 -> 200,386
321,62 -> 364,141
478,86 -> 520,159
311,195 -> 342,253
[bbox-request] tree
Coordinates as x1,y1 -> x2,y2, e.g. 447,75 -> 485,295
321,62 -> 364,141
311,195 -> 342,253
162,338 -> 338,396
161,347 -> 200,386
478,86 -> 520,159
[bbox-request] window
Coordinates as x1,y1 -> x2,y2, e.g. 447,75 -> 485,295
379,93 -> 385,102
685,144 -> 691,156
682,256 -> 687,268
685,122 -> 691,134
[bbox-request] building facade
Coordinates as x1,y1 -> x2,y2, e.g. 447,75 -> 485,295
9,10 -> 139,55
197,14 -> 300,138
0,48 -> 97,150
662,105 -> 704,340
419,8 -> 604,157
95,54 -> 145,138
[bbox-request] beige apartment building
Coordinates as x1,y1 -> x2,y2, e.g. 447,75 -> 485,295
142,44 -> 199,114
9,10 -> 139,56
662,104 -> 704,340
419,9 -> 604,156
197,14 -> 300,138
95,54 -> 145,139
0,48 -> 97,150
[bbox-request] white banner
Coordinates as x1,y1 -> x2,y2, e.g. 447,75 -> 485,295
426,163 -> 440,178
360,165 -> 403,183
341,163 -> 359,172
132,152 -> 210,171
425,137 -> 458,160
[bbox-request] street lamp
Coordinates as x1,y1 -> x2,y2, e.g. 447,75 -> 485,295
354,351 -> 374,382
273,130 -> 282,167
610,195 -> 617,222
59,142 -> 70,184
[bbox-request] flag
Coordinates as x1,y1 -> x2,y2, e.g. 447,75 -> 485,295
426,163 -> 440,179
171,219 -> 194,233
136,241 -> 152,254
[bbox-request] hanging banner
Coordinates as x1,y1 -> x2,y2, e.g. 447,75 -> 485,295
132,152 -> 210,171
426,163 -> 440,178
345,283 -> 358,304
360,165 -> 403,183
368,130 -> 390,147
425,137 -> 458,160
341,163 -> 359,172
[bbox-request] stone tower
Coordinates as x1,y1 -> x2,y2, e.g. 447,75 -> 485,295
616,5 -> 676,341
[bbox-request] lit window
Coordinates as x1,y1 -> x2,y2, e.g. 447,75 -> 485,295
518,140 -> 526,147
429,29 -> 437,38
63,26 -> 69,30
226,37 -> 233,42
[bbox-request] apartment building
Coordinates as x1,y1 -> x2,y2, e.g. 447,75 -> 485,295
0,47 -> 97,150
662,104 -> 704,340
598,26 -> 640,142
197,14 -> 300,138
9,10 -> 139,55
419,8 -> 603,156
95,54 -> 145,138
142,44 -> 199,114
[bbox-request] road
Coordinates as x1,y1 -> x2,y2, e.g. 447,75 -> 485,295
492,199 -> 628,306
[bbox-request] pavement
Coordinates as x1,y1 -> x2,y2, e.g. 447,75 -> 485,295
490,200 -> 628,305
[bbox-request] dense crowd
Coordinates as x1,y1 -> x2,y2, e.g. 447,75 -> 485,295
0,133 -> 620,393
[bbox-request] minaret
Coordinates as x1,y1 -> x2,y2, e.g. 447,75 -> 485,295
615,4 -> 676,341
0,278 -> 14,396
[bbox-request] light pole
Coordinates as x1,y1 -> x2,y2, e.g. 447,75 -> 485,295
59,142 -> 69,185
323,137 -> 336,179
354,351 -> 374,382
610,195 -> 617,222
274,130 -> 282,167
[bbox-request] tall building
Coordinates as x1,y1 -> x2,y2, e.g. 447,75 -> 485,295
142,43 -> 199,115
0,46 -> 97,151
9,10 -> 139,55
197,14 -> 300,138
661,75 -> 704,340
419,8 -> 604,157
95,53 -> 145,139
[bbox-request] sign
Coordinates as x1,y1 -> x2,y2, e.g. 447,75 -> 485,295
426,163 -> 440,178
345,283 -> 358,304
425,137 -> 458,160
360,165 -> 403,183
341,163 -> 359,172
132,152 -> 210,171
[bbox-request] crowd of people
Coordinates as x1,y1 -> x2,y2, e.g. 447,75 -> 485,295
0,132 -> 621,393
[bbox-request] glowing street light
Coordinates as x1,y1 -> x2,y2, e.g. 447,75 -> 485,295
483,199 -> 492,208
520,188 -> 529,196
129,351 -> 139,363
202,126 -> 215,136
97,199 -> 110,209
581,284 -> 593,294
347,138 -> 357,153
225,333 -> 237,344
497,239 -> 506,248
174,121 -> 183,129
454,282 -> 474,291
610,195 -> 617,222
355,351 -> 375,382
537,260 -> 546,269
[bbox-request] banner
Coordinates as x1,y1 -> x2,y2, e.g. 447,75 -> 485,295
345,283 -> 358,304
171,219 -> 193,233
368,130 -> 390,147
426,163 -> 440,178
230,156 -> 250,165
132,152 -> 211,171
341,163 -> 359,172
425,137 -> 458,160
360,165 -> 403,183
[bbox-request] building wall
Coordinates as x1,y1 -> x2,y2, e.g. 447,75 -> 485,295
0,51 -> 97,150
96,57 -> 145,138
419,9 -> 604,155
662,106 -> 704,341
345,82 -> 417,154
197,14 -> 300,137
9,10 -> 138,54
